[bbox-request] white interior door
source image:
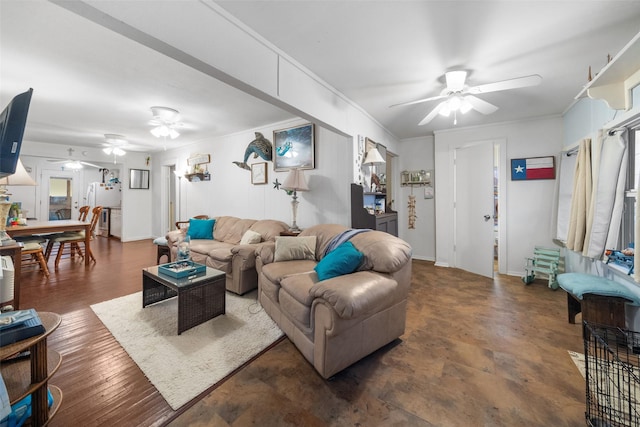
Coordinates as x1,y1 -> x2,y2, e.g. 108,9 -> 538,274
454,142 -> 495,278
40,170 -> 81,221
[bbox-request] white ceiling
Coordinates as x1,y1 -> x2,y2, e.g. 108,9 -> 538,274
2,1 -> 640,155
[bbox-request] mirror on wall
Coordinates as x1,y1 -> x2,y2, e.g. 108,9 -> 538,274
130,169 -> 149,189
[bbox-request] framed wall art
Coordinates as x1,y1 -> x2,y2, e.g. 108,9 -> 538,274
511,156 -> 555,180
251,162 -> 268,184
273,123 -> 315,171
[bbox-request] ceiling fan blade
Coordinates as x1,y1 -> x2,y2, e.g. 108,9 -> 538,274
390,94 -> 447,108
418,102 -> 445,126
468,74 -> 542,95
465,95 -> 499,115
81,162 -> 102,169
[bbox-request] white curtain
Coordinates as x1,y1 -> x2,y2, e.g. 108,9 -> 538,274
582,129 -> 628,258
556,148 -> 578,242
566,138 -> 592,252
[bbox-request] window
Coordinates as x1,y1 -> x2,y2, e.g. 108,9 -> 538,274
622,128 -> 640,250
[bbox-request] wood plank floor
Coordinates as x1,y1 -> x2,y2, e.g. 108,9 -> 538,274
15,237 -> 587,426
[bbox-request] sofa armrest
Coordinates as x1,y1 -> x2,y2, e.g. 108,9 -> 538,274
310,271 -> 397,319
230,244 -> 261,269
166,229 -> 185,246
255,241 -> 276,265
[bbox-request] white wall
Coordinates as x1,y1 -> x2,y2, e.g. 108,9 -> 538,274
434,116 -> 563,276
151,119 -> 352,237
397,136 -> 436,260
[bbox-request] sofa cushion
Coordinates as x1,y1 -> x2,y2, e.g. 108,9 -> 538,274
350,231 -> 413,273
187,218 -> 215,240
314,241 -> 363,281
262,260 -> 317,286
274,236 -> 316,262
207,243 -> 236,262
279,272 -> 319,329
300,224 -> 350,259
250,219 -> 289,242
280,272 -> 318,307
214,216 -> 257,244
558,273 -> 640,305
240,229 -> 262,245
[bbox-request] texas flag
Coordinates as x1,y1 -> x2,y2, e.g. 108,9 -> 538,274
511,157 -> 555,180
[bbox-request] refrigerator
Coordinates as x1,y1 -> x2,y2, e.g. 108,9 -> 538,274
86,182 -> 121,208
86,182 -> 121,237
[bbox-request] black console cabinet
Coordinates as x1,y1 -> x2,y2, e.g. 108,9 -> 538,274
350,183 -> 398,236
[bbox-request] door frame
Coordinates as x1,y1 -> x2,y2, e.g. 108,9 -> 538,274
159,161 -> 179,236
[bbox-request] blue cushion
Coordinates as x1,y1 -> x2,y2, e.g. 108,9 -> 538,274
187,218 -> 215,240
557,273 -> 640,305
314,241 -> 363,281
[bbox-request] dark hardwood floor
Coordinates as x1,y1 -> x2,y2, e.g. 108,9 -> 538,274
16,237 -> 586,426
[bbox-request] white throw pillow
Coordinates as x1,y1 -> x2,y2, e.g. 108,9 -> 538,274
274,236 -> 316,261
240,229 -> 262,245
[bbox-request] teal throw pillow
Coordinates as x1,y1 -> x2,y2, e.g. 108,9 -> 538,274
187,218 -> 215,240
314,241 -> 363,281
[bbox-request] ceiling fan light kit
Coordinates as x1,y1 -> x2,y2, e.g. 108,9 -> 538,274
103,147 -> 126,156
150,125 -> 180,139
149,106 -> 181,141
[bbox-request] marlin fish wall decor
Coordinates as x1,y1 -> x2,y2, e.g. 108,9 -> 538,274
233,132 -> 273,170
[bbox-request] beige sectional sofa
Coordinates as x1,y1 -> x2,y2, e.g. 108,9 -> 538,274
166,216 -> 289,295
255,223 -> 412,379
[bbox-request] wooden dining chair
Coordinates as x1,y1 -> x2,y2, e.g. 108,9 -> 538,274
77,205 -> 90,221
21,241 -> 50,277
44,205 -> 92,260
46,206 -> 102,269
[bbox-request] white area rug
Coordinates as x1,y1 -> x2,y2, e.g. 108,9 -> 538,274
91,290 -> 283,410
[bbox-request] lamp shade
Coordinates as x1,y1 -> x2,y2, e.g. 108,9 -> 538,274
363,147 -> 385,165
281,168 -> 309,192
0,159 -> 36,186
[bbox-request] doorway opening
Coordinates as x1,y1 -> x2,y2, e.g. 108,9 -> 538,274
48,177 -> 73,220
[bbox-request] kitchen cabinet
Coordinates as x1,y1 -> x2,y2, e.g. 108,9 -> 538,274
110,208 -> 122,239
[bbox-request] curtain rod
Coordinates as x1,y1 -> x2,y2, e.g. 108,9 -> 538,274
565,146 -> 579,157
607,127 -> 626,136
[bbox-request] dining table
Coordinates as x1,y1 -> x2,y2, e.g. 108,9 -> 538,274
6,219 -> 92,266
3,220 -> 91,310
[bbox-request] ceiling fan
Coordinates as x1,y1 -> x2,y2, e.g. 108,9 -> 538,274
390,71 -> 542,125
149,106 -> 183,139
48,148 -> 101,169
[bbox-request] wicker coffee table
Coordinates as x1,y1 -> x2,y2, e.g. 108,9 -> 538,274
142,264 -> 226,334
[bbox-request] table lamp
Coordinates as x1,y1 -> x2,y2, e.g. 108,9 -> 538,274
363,146 -> 385,192
281,168 -> 309,232
0,159 -> 37,245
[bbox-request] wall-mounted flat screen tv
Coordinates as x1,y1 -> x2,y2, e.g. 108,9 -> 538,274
0,88 -> 33,179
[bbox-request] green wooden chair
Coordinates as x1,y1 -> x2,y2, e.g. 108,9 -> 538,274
522,246 -> 563,289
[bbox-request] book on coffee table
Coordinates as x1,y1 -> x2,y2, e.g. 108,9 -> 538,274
0,309 -> 45,347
